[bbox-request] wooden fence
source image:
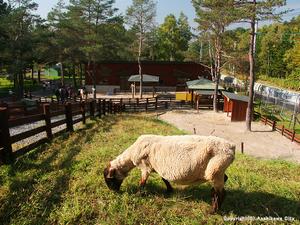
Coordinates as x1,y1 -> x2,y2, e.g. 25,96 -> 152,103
98,96 -> 190,112
0,99 -> 124,164
260,116 -> 300,144
0,95 -> 196,164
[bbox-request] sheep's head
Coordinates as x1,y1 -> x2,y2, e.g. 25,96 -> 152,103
103,166 -> 123,192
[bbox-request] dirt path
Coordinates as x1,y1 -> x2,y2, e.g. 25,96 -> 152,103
159,110 -> 300,164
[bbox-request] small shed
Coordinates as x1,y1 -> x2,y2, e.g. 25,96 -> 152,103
128,74 -> 159,97
186,78 -> 224,109
222,91 -> 249,121
128,74 -> 159,83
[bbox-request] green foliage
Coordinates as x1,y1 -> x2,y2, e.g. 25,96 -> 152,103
154,13 -> 192,61
0,114 -> 299,224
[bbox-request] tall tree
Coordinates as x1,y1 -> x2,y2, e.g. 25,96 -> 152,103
157,13 -> 192,61
235,0 -> 286,131
5,0 -> 39,98
126,0 -> 156,98
192,0 -> 238,112
48,0 -> 68,86
0,0 -> 11,68
68,0 -> 118,98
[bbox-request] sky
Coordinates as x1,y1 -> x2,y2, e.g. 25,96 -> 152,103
35,0 -> 300,30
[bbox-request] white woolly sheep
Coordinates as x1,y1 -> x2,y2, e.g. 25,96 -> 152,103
103,135 -> 235,212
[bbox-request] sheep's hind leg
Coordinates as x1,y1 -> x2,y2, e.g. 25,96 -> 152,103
162,178 -> 173,193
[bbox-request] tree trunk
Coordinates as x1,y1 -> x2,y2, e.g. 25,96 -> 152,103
92,61 -> 97,99
72,64 -> 77,88
138,33 -> 143,99
38,68 -> 41,83
79,63 -> 83,87
246,14 -> 256,131
31,65 -> 34,81
60,62 -> 64,86
213,39 -> 221,112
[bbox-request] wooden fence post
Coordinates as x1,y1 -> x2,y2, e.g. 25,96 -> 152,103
0,107 -> 13,163
272,121 -> 276,131
103,100 -> 106,116
109,99 -> 113,114
281,125 -> 285,135
146,98 -> 148,112
113,104 -> 116,114
165,101 -> 168,109
155,97 -> 158,110
65,102 -> 74,132
43,104 -> 53,140
292,130 -> 296,142
264,117 -> 267,125
81,101 -> 86,124
90,100 -> 95,118
98,99 -> 102,118
241,142 -> 244,154
136,98 -> 139,112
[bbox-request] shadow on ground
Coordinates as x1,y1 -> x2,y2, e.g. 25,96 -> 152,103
125,181 -> 300,219
0,115 -> 120,225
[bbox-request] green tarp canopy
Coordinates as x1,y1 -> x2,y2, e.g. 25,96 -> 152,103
186,78 -> 224,91
222,91 -> 249,102
128,74 -> 159,83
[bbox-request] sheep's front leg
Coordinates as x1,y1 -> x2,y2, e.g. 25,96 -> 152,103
139,170 -> 150,190
211,187 -> 226,213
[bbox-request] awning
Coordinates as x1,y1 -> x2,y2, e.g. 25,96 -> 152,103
128,74 -> 159,83
186,78 -> 224,90
222,91 -> 249,102
195,90 -> 215,95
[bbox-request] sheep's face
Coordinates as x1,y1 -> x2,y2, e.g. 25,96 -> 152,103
103,167 -> 123,192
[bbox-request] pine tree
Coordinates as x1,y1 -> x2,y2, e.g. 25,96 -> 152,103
126,0 -> 156,98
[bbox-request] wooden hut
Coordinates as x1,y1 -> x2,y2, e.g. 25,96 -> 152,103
185,78 -> 224,109
128,74 -> 159,97
223,91 -> 249,121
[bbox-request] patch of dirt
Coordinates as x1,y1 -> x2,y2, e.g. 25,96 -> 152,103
159,110 -> 300,164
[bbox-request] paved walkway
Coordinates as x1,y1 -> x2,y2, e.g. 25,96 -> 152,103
159,110 -> 300,164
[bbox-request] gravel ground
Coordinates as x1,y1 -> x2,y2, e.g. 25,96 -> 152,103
10,114 -> 82,151
159,110 -> 300,164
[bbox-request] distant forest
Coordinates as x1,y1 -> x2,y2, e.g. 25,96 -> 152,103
0,0 -> 299,98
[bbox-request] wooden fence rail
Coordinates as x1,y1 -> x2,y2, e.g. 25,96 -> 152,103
0,99 -> 124,164
260,116 -> 300,144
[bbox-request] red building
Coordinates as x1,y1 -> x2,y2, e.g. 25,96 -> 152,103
85,61 -> 212,91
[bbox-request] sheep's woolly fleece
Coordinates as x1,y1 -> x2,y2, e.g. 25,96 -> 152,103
110,135 -> 235,185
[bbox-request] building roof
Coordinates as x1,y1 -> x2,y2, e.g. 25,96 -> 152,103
195,90 -> 216,95
128,74 -> 159,83
222,91 -> 249,102
186,78 -> 224,90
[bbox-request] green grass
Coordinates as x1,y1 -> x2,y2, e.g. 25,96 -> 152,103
0,114 -> 299,224
0,77 -> 43,97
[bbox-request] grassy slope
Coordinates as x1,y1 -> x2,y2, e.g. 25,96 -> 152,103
0,114 -> 299,224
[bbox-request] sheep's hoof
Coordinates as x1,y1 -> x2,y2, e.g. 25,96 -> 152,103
136,189 -> 147,197
166,188 -> 173,193
210,188 -> 226,213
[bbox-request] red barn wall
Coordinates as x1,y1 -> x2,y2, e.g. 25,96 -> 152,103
85,61 -> 212,90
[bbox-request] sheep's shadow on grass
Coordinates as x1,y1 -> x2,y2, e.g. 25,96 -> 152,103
123,183 -> 300,219
0,116 -> 120,225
